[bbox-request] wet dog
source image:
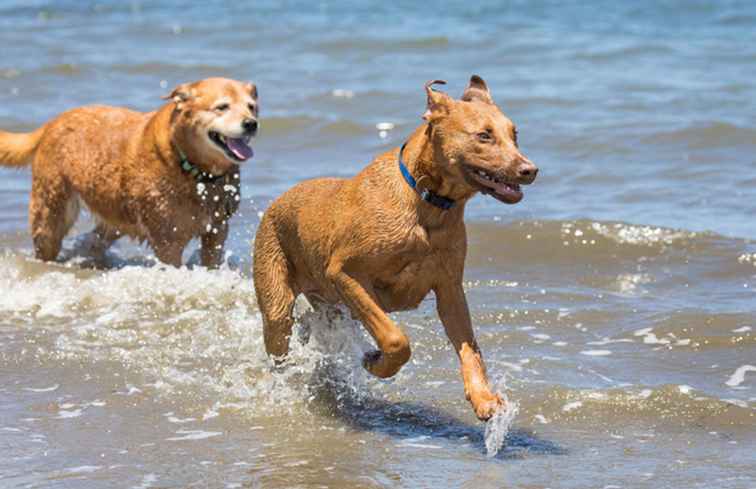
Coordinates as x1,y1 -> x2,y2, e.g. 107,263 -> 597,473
0,77 -> 258,267
253,76 -> 537,420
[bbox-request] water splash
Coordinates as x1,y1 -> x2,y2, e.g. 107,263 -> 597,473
484,389 -> 519,457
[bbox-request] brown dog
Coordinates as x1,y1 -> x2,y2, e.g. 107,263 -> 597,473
0,77 -> 258,267
253,76 -> 537,420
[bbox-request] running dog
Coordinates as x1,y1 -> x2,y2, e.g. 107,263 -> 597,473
253,76 -> 537,420
0,77 -> 258,267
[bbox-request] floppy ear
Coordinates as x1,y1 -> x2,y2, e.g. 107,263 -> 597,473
245,82 -> 258,100
161,82 -> 194,104
461,74 -> 493,104
422,79 -> 452,122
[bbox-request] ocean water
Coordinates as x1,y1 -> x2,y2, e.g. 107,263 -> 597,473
0,1 -> 754,487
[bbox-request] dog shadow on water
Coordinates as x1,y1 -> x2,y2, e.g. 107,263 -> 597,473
295,325 -> 566,460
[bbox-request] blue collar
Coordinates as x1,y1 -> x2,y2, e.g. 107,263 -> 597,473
398,143 -> 455,210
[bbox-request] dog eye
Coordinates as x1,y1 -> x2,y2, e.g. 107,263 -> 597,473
477,131 -> 493,143
214,103 -> 230,112
247,103 -> 256,114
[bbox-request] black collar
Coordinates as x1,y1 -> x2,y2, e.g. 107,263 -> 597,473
397,143 -> 455,210
176,147 -> 226,184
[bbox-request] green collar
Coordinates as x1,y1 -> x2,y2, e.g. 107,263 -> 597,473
177,147 -> 225,184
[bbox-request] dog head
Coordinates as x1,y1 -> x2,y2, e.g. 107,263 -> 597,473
164,77 -> 259,175
422,76 -> 537,204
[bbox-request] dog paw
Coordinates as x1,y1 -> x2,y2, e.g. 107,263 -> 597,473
362,350 -> 400,379
473,393 -> 504,421
362,350 -> 382,371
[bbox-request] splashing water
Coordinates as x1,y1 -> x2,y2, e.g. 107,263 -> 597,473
484,388 -> 519,457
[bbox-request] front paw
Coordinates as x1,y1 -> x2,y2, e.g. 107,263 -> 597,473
472,392 -> 504,421
362,350 -> 384,376
362,350 -> 405,379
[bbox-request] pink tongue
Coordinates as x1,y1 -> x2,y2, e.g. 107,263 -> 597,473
226,138 -> 254,161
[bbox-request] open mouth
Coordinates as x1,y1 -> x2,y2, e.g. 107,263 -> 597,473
208,131 -> 254,162
464,165 -> 523,204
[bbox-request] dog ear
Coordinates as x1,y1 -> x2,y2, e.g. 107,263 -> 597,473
461,75 -> 493,104
244,82 -> 258,100
161,83 -> 194,104
422,79 -> 452,122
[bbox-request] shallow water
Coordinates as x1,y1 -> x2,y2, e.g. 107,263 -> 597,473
1,1 -> 755,488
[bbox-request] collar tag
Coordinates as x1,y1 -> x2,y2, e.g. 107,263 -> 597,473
398,142 -> 455,210
176,147 -> 224,184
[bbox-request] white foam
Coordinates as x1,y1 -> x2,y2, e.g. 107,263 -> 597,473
533,414 -> 549,424
202,408 -> 219,420
23,384 -> 59,392
591,222 -> 690,246
167,416 -> 195,424
641,333 -> 670,345
56,409 -> 83,419
636,389 -> 653,399
399,442 -> 442,449
587,338 -> 633,346
62,465 -> 101,474
1,255 -> 401,428
331,89 -> 354,98
120,385 -> 142,396
562,401 -> 582,412
166,430 -> 222,441
580,349 -> 612,356
725,365 -> 756,387
615,273 -> 652,294
721,398 -> 749,408
732,326 -> 752,333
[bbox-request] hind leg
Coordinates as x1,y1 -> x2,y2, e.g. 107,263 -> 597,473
81,222 -> 121,260
305,294 -> 346,322
29,181 -> 78,262
253,218 -> 298,359
92,222 -> 121,253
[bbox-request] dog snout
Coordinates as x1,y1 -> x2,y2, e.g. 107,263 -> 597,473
242,118 -> 258,135
516,159 -> 538,183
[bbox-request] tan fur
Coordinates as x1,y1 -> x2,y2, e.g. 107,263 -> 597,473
253,76 -> 538,420
0,126 -> 46,167
0,77 -> 259,266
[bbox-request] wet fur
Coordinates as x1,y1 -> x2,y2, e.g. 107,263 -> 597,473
0,77 -> 258,266
253,76 -> 537,420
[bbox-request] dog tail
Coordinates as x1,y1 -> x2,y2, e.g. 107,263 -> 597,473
0,125 -> 46,168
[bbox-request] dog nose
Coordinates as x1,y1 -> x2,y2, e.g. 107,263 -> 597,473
517,160 -> 538,182
242,118 -> 258,134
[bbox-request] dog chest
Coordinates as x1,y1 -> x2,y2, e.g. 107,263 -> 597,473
372,255 -> 439,311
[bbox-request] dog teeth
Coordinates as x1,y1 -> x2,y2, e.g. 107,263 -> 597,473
477,170 -> 493,181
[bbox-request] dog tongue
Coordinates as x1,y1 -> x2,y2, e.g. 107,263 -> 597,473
226,138 -> 254,161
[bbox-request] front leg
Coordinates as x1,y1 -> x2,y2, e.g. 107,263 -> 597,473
151,240 -> 185,267
200,221 -> 229,269
435,281 -> 503,421
326,259 -> 410,378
